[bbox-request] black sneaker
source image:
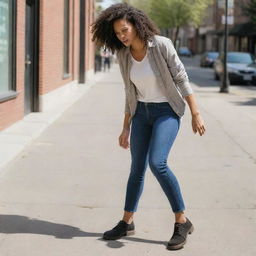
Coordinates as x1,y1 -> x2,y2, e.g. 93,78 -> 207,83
103,220 -> 135,240
167,218 -> 194,250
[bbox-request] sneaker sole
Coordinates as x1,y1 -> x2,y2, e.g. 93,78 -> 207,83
167,241 -> 186,250
166,225 -> 194,250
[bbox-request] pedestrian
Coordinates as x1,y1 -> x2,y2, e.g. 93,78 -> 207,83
103,48 -> 111,72
91,3 -> 206,250
100,47 -> 112,72
94,46 -> 102,72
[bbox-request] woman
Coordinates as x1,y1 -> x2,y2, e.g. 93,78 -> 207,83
91,3 -> 206,250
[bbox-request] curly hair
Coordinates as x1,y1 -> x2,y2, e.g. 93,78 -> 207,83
91,3 -> 160,53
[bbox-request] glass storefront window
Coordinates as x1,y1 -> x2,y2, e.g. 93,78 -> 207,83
0,0 -> 12,93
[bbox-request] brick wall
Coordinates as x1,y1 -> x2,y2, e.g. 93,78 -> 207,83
40,0 -> 75,95
0,0 -> 95,132
0,0 -> 25,131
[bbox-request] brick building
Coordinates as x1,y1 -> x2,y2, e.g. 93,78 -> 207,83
0,0 -> 95,131
177,0 -> 256,55
195,0 -> 256,54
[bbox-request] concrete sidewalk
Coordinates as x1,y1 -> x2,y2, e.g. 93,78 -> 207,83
0,64 -> 255,256
0,71 -> 106,170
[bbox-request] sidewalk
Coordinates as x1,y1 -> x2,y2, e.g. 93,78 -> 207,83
0,72 -> 105,170
0,64 -> 255,256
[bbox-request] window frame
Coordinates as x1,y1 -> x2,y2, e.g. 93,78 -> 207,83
63,0 -> 70,79
0,0 -> 18,103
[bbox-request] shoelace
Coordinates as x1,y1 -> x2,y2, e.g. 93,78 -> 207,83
113,221 -> 126,231
173,223 -> 185,238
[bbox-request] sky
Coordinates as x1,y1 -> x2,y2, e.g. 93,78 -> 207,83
100,0 -> 120,9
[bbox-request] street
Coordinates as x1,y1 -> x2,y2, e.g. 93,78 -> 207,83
0,56 -> 255,256
184,55 -> 256,88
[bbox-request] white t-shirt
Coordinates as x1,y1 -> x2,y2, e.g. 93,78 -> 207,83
130,50 -> 168,102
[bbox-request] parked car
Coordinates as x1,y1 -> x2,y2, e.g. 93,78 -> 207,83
213,52 -> 256,84
200,51 -> 219,67
178,47 -> 192,57
250,62 -> 256,85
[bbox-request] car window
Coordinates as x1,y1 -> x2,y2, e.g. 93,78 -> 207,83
227,53 -> 253,64
207,52 -> 219,59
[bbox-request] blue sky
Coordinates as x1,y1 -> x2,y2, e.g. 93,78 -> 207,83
101,0 -> 120,9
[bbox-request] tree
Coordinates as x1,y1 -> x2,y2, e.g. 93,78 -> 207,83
150,0 -> 212,48
123,0 -> 152,14
242,0 -> 256,25
150,0 -> 188,47
124,0 -> 212,48
95,4 -> 103,16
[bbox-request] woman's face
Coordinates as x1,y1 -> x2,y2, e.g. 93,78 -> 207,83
113,19 -> 137,47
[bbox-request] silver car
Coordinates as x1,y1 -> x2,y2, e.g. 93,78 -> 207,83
200,51 -> 219,67
214,52 -> 256,84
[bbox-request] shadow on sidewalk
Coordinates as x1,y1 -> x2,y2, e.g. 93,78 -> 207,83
231,97 -> 256,106
0,214 -> 100,239
98,236 -> 167,249
0,214 -> 167,247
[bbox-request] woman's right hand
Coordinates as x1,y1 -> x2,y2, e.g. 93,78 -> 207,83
119,128 -> 130,149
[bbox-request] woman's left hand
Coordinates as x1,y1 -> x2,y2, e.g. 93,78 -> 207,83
192,113 -> 206,136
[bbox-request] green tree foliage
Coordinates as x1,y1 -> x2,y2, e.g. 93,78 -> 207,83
151,0 -> 212,47
95,4 -> 103,16
123,0 -> 152,14
124,0 -> 212,48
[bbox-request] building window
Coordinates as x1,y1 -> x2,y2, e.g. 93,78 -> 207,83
0,0 -> 16,94
63,0 -> 70,77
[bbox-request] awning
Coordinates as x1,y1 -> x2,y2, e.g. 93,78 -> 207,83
208,22 -> 256,37
229,22 -> 256,36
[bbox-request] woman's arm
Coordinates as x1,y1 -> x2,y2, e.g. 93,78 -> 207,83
160,38 -> 193,97
123,113 -> 131,131
185,94 -> 206,136
119,113 -> 131,149
159,38 -> 205,136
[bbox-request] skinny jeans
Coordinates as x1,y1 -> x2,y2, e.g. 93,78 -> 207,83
124,101 -> 185,213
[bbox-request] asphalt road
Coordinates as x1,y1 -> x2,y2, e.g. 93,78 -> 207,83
182,55 -> 256,89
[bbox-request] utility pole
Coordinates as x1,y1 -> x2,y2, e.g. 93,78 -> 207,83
220,0 -> 230,93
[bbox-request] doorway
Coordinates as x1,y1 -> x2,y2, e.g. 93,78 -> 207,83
79,0 -> 86,83
24,0 -> 40,115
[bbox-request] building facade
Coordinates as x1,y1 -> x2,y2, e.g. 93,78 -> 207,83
0,0 -> 95,131
176,0 -> 256,55
195,0 -> 256,54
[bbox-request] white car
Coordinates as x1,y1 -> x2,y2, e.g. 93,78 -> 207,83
214,52 -> 256,84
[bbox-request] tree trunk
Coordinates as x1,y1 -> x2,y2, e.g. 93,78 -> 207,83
167,28 -> 172,39
170,28 -> 174,41
174,26 -> 180,49
165,28 -> 168,37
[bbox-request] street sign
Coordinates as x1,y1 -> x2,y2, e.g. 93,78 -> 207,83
222,15 -> 234,25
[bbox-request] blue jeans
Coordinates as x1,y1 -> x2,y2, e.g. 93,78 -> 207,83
124,101 -> 185,213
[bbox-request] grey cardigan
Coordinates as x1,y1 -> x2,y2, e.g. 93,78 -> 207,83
116,35 -> 193,123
